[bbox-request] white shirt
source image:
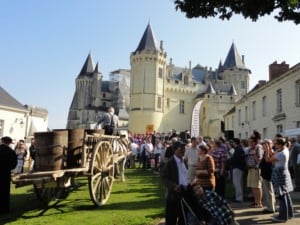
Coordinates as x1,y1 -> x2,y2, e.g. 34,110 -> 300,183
154,142 -> 163,154
174,155 -> 188,186
184,145 -> 199,166
130,142 -> 139,156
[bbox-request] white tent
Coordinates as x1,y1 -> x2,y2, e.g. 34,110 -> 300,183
284,128 -> 300,137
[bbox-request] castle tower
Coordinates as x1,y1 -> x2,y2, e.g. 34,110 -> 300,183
221,42 -> 251,97
67,53 -> 102,129
128,23 -> 167,133
92,62 -> 103,107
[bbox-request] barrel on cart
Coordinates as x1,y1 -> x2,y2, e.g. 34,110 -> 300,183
12,129 -> 130,207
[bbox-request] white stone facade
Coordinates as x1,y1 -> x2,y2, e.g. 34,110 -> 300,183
224,63 -> 300,140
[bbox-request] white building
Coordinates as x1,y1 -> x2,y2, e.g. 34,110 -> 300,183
0,86 -> 48,141
224,61 -> 300,139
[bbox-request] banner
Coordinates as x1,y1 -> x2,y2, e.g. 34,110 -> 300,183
190,100 -> 203,138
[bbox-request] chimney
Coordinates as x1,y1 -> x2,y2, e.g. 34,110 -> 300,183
258,80 -> 267,87
160,40 -> 164,51
269,61 -> 289,81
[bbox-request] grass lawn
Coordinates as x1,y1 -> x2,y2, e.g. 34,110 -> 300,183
1,168 -> 165,225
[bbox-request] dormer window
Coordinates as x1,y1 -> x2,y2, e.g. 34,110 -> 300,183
184,76 -> 188,85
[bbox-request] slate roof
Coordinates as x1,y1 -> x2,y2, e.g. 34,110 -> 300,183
0,86 -> 26,110
101,81 -> 111,92
223,43 -> 245,70
228,83 -> 237,95
206,82 -> 216,94
135,23 -> 160,52
192,65 -> 207,82
78,53 -> 95,77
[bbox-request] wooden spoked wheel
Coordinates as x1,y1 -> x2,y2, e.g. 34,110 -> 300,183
33,177 -> 70,205
88,141 -> 114,206
34,184 -> 59,205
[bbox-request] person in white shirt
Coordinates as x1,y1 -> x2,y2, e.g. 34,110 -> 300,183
198,136 -> 207,147
154,139 -> 163,171
142,139 -> 153,169
129,141 -> 139,169
184,137 -> 199,183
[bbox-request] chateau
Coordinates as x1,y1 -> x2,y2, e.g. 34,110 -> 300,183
224,61 -> 300,140
66,23 -> 251,139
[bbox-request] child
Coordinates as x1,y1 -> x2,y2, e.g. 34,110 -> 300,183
191,183 -> 239,225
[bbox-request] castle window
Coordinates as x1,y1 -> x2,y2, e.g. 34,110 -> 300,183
276,89 -> 282,113
158,68 -> 163,78
157,96 -> 162,109
262,96 -> 267,117
263,127 -> 268,139
297,121 -> 300,128
179,100 -> 185,114
184,76 -> 188,85
175,80 -> 179,84
276,124 -> 283,134
102,93 -> 106,98
240,81 -> 245,89
245,106 -> 248,122
193,83 -> 196,87
102,102 -> 106,107
296,80 -> 300,106
166,98 -> 170,108
252,101 -> 256,120
238,109 -> 241,125
0,119 -> 4,137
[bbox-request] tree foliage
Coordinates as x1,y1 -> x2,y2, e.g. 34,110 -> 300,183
174,0 -> 300,24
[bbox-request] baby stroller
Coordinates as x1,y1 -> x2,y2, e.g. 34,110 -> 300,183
180,184 -> 239,225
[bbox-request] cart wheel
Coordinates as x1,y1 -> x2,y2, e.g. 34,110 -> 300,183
33,178 -> 70,205
33,184 -> 59,205
88,141 -> 114,206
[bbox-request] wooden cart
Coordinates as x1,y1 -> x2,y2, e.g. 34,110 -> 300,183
12,129 -> 130,207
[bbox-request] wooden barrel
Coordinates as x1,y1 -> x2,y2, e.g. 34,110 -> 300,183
67,129 -> 85,168
85,129 -> 105,135
34,130 -> 68,171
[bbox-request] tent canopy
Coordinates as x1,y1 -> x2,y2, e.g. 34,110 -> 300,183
284,128 -> 300,137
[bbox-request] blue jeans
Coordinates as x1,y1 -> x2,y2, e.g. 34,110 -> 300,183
277,193 -> 294,220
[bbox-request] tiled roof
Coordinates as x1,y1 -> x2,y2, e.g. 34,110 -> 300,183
0,86 -> 26,110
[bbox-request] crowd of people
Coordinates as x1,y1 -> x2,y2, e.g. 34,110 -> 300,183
126,129 -> 300,224
0,136 -> 36,214
1,127 -> 300,224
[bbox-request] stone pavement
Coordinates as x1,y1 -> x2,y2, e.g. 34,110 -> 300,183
229,191 -> 300,225
157,191 -> 300,225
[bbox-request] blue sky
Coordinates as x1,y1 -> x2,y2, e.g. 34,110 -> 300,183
1,1 -> 299,129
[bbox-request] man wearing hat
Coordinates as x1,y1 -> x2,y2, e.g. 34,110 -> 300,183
0,136 -> 17,214
161,141 -> 188,225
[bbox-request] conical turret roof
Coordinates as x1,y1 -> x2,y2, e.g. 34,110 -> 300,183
223,43 -> 245,70
94,62 -> 100,74
206,82 -> 216,94
78,53 -> 94,76
135,23 -> 160,52
228,83 -> 237,95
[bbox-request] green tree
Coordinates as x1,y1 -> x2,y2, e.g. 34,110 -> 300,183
174,0 -> 300,24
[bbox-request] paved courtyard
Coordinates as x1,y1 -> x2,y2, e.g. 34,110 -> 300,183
157,191 -> 300,225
